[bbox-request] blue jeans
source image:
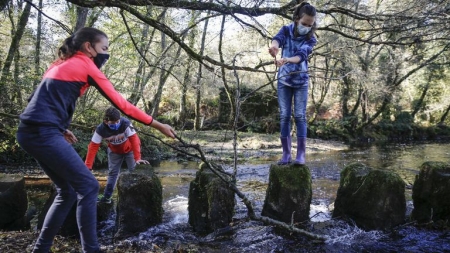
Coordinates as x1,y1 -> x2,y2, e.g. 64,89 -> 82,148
278,82 -> 308,138
17,123 -> 100,253
103,148 -> 135,198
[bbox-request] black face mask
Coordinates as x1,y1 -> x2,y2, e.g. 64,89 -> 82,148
93,52 -> 110,69
91,44 -> 110,69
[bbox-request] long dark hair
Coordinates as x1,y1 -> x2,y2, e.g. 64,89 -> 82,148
292,2 -> 317,39
58,27 -> 108,60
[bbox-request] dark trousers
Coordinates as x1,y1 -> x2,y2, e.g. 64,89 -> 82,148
17,123 -> 100,253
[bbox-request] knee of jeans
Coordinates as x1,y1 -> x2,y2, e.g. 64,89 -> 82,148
280,115 -> 291,123
108,169 -> 120,177
84,177 -> 100,194
57,189 -> 77,202
294,114 -> 306,122
91,180 -> 100,193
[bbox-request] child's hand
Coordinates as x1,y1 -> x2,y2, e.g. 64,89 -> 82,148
268,46 -> 279,57
160,124 -> 176,138
136,159 -> 149,164
275,58 -> 288,67
63,129 -> 78,144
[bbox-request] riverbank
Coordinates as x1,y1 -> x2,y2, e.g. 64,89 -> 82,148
168,130 -> 349,162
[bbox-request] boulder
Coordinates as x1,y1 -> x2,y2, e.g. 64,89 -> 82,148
261,164 -> 312,224
114,172 -> 163,239
0,174 -> 28,230
188,163 -> 235,234
412,161 -> 450,223
332,162 -> 406,230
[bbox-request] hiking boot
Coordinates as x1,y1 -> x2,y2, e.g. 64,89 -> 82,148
97,195 -> 112,204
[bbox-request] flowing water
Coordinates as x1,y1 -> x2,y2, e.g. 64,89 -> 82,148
29,142 -> 450,252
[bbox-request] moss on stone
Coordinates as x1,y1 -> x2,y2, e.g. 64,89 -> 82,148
412,161 -> 450,223
188,162 -> 235,234
262,164 -> 312,223
333,163 -> 406,230
115,173 -> 163,238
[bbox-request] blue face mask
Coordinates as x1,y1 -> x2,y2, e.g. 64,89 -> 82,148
297,24 -> 311,35
107,120 -> 121,130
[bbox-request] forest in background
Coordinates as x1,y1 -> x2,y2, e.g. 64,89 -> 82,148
1,0 -> 450,164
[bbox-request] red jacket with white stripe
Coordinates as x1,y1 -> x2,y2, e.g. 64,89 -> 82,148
84,117 -> 142,169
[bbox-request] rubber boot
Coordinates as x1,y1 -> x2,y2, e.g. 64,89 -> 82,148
277,136 -> 291,165
294,137 -> 306,165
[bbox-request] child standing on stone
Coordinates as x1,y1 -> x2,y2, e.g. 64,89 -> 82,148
85,106 -> 149,203
268,2 -> 317,165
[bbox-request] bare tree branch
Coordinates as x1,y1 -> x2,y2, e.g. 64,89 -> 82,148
65,0 -> 297,18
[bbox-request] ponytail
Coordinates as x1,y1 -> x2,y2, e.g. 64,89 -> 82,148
58,35 -> 77,60
57,27 -> 108,60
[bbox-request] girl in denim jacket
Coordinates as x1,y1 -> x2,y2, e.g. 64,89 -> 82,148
269,2 -> 317,165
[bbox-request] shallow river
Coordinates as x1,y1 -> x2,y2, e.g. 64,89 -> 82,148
18,141 -> 449,252
90,141 -> 450,252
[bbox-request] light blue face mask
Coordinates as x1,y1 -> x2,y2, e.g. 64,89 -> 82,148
297,24 -> 311,35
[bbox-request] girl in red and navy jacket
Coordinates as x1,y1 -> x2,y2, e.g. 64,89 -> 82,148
85,107 -> 149,203
16,27 -> 175,253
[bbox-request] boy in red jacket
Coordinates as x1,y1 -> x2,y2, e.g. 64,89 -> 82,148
85,106 -> 149,203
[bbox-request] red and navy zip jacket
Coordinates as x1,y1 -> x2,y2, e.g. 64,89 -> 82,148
84,117 -> 141,169
19,51 -> 153,132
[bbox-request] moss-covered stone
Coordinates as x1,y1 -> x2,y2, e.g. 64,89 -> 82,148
115,172 -> 163,239
188,162 -> 235,234
261,164 -> 312,223
333,162 -> 406,230
412,161 -> 450,223
0,176 -> 29,231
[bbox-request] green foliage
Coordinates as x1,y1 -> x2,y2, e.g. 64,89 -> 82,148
214,85 -> 281,133
309,119 -> 351,141
156,114 -> 177,126
395,111 -> 413,124
0,122 -> 34,164
71,128 -> 108,168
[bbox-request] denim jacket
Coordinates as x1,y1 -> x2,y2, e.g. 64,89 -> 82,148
272,23 -> 317,87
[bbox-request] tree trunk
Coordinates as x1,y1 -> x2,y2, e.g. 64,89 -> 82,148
178,61 -> 191,127
128,14 -> 152,105
11,48 -> 22,111
178,10 -> 199,127
74,6 -> 89,31
151,10 -> 168,118
361,90 -> 368,123
340,64 -> 351,119
193,10 -> 211,130
309,55 -> 334,124
0,1 -> 31,112
33,0 -> 43,88
411,79 -> 430,119
218,14 -> 235,125
438,104 -> 450,125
